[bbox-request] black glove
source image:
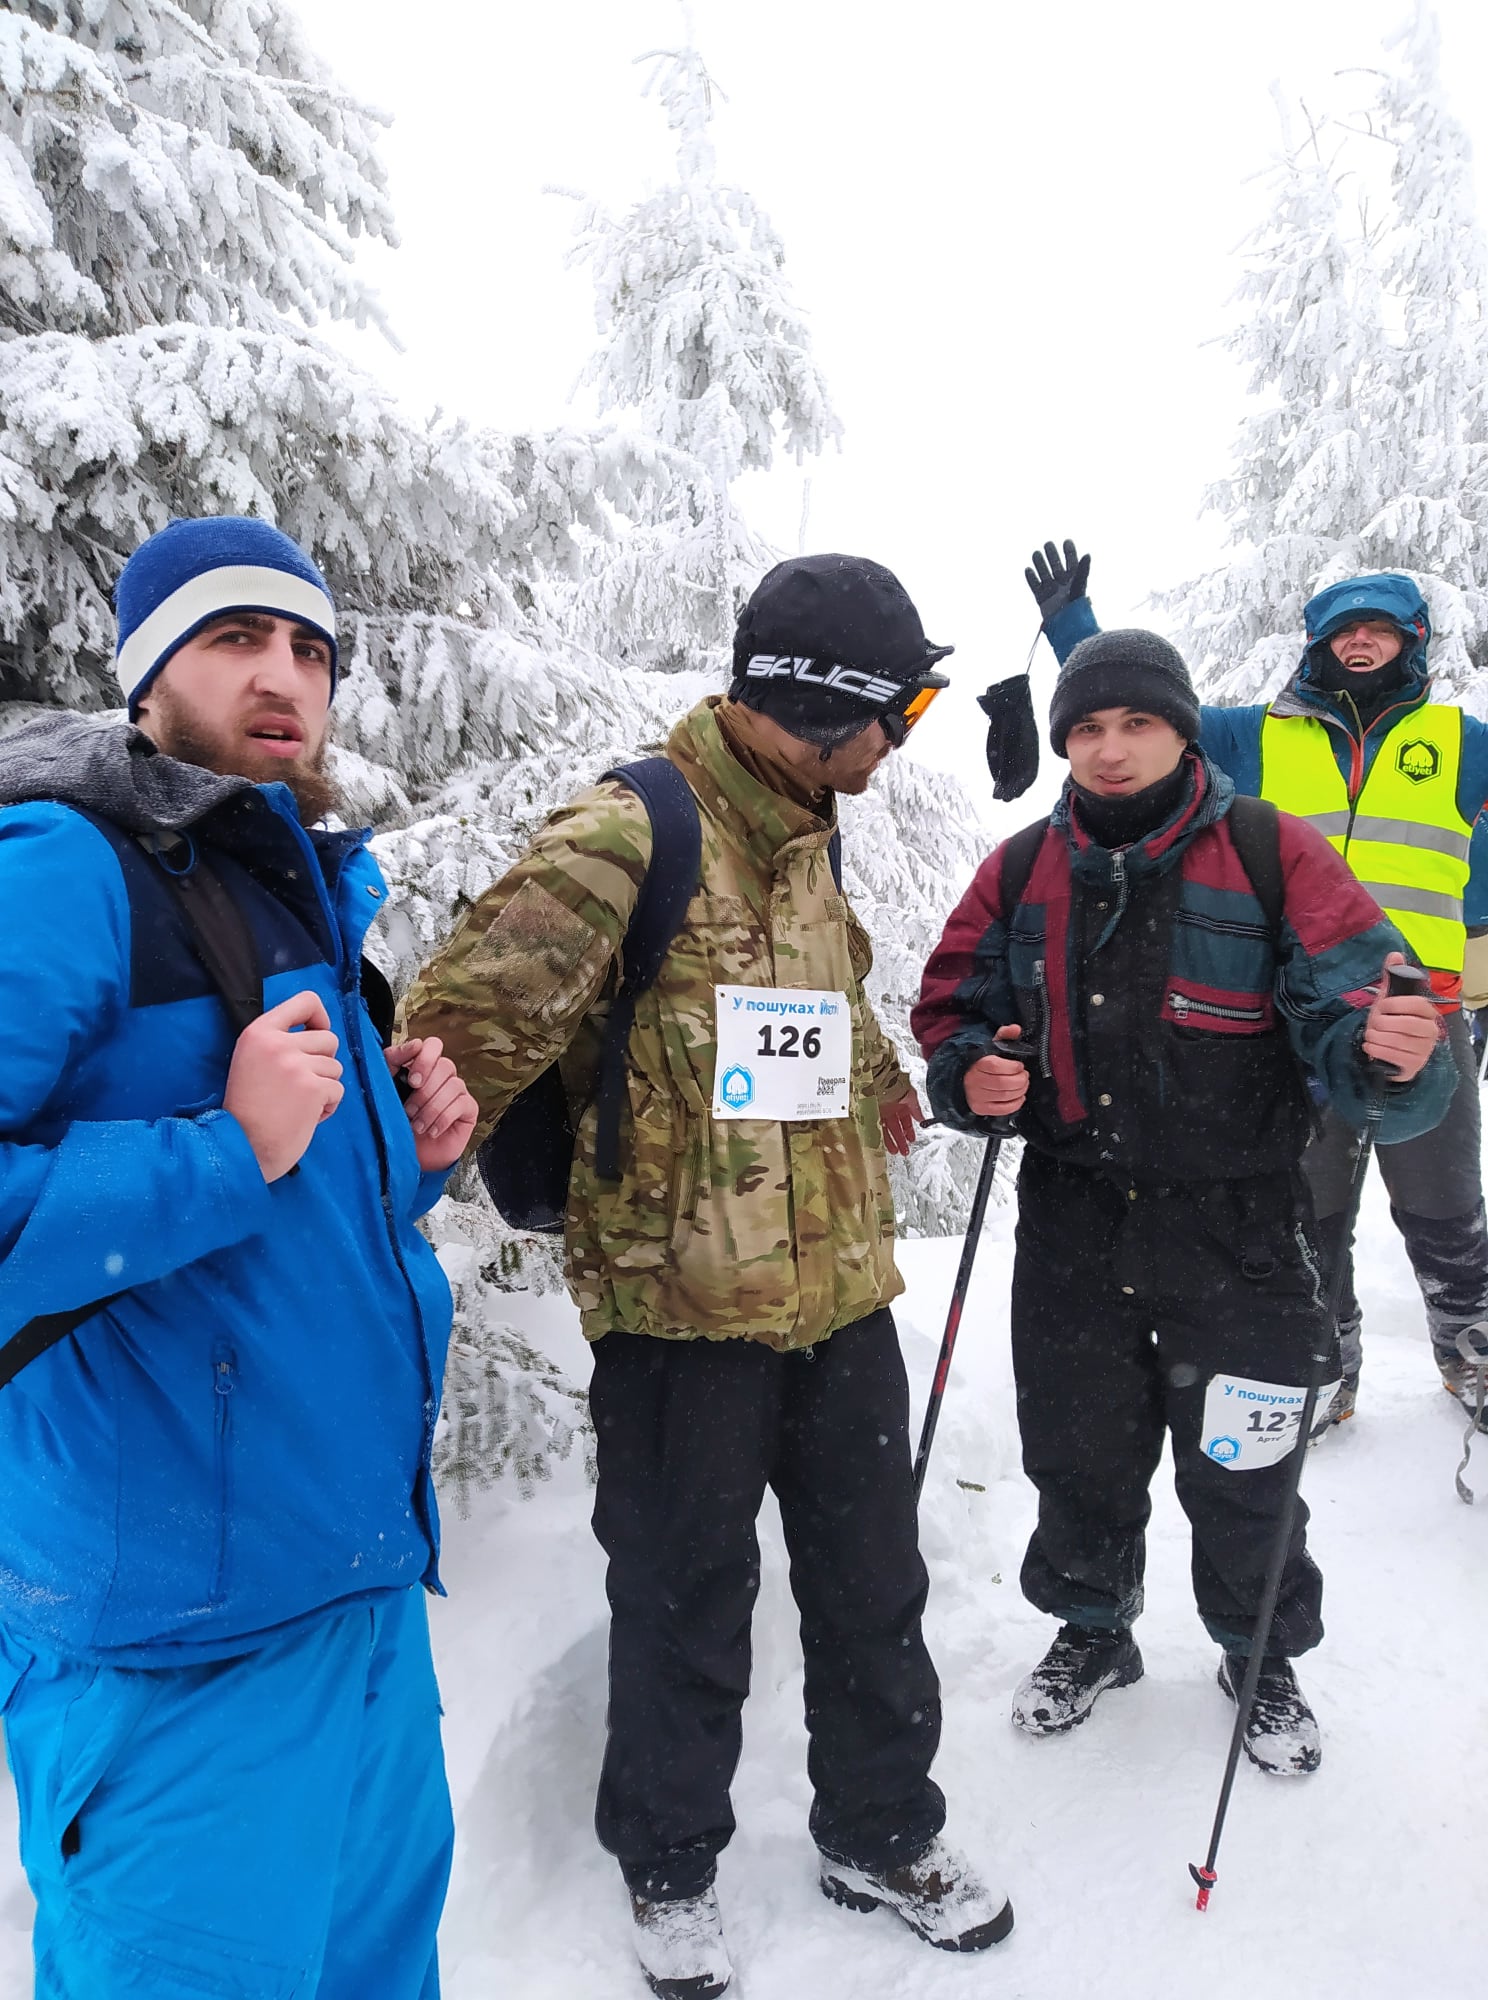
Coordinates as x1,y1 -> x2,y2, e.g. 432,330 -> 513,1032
977,675 -> 1040,802
1025,539 -> 1091,624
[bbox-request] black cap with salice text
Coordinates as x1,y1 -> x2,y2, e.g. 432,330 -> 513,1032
729,553 -> 953,748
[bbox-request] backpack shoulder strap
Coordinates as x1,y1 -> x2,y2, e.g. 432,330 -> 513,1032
139,837 -> 264,1038
1,834 -> 266,1393
602,758 -> 704,994
829,825 -> 843,890
591,757 -> 703,1181
998,816 -> 1051,915
1224,794 -> 1285,937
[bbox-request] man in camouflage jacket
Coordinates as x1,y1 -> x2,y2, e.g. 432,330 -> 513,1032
406,556 -> 1012,1997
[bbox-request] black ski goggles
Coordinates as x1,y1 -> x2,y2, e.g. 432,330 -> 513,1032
878,671 -> 950,746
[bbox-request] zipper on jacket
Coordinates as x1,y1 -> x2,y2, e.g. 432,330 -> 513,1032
1168,990 -> 1266,1024
1032,958 -> 1053,1078
211,1346 -> 236,1606
266,797 -> 444,1577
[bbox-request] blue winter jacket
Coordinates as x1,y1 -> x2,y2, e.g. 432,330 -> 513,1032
1045,582 -> 1488,833
0,719 -> 452,1666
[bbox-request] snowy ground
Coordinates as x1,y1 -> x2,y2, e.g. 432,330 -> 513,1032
1,1166 -> 1483,1998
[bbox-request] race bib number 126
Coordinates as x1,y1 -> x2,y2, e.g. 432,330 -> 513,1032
712,985 -> 852,1121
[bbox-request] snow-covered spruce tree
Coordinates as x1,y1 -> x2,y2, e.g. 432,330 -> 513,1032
559,42 -> 841,672
1159,7 -> 1488,714
0,0 -> 690,1500
556,36 -> 992,1229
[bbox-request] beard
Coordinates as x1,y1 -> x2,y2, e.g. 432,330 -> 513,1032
145,689 -> 343,826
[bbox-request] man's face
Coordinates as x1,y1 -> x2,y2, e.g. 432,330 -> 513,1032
1327,617 -> 1406,674
819,717 -> 896,795
135,612 -> 338,820
1065,707 -> 1186,795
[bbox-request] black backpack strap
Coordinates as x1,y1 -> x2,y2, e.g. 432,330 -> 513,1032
592,758 -> 703,1181
140,836 -> 265,1038
1225,794 -> 1285,938
829,825 -> 843,890
360,957 -> 397,1047
998,816 -> 1051,915
0,837 -> 265,1392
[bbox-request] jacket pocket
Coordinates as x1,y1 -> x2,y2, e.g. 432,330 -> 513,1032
210,1342 -> 237,1607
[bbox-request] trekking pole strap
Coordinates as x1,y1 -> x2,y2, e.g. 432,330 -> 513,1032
1453,1322 -> 1488,1505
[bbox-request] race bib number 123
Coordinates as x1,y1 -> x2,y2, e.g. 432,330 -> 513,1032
713,985 -> 852,1121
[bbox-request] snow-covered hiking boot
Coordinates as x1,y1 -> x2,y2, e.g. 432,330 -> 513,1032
1438,1329 -> 1488,1433
819,1837 -> 1013,1952
628,1886 -> 731,1999
1218,1652 -> 1321,1776
1010,1624 -> 1144,1736
1309,1370 -> 1358,1439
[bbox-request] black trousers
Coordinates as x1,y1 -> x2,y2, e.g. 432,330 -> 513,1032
589,1309 -> 945,1901
1305,1008 -> 1488,1376
1011,1150 -> 1330,1657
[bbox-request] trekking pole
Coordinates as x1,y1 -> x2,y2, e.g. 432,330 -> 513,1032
1189,962 -> 1431,1912
913,1044 -> 1033,1501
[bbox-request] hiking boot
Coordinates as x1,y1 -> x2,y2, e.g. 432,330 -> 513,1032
1309,1370 -> 1358,1439
1218,1652 -> 1321,1776
628,1886 -> 731,1999
1438,1328 -> 1488,1432
819,1837 -> 1013,1952
1010,1624 -> 1144,1735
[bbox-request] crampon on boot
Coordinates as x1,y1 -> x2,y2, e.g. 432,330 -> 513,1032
819,1837 -> 1013,1952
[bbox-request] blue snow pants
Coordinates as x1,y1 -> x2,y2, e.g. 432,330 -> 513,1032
0,1585 -> 453,1998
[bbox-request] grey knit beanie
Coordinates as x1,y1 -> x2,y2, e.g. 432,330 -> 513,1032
1048,628 -> 1200,757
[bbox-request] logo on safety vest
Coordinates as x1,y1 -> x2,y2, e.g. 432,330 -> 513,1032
1396,739 -> 1441,784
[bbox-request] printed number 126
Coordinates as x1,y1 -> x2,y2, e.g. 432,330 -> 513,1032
758,1024 -> 822,1059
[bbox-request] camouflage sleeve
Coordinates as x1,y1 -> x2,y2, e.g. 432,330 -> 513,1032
400,782 -> 654,1143
844,899 -> 911,1104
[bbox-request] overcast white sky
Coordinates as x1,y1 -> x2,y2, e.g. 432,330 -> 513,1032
293,0 -> 1488,820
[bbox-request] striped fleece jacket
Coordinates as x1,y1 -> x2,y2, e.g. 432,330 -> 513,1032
913,751 -> 1454,1181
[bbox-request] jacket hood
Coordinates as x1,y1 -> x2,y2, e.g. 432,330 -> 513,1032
1296,573 -> 1431,701
0,714 -> 252,833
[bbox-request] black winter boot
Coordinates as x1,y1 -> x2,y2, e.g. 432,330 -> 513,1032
1218,1652 -> 1321,1775
1010,1625 -> 1143,1736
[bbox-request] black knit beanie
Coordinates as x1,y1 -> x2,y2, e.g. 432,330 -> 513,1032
1048,628 -> 1200,757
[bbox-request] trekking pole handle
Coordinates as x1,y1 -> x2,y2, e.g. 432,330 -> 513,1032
985,1036 -> 1035,1137
1385,963 -> 1431,1001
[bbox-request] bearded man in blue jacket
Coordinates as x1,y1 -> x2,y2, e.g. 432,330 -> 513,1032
0,517 -> 478,1999
1030,542 -> 1488,1435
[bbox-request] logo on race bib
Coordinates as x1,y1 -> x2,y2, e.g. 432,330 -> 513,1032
719,1065 -> 755,1110
1205,1435 -> 1241,1464
1396,738 -> 1441,784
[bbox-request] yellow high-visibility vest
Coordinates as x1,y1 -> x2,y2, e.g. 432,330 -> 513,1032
1259,705 -> 1471,974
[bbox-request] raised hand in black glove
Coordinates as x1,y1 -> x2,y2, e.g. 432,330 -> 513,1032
1025,539 -> 1091,624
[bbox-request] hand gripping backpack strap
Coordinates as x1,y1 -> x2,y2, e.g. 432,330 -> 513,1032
0,837 -> 264,1392
592,757 -> 703,1182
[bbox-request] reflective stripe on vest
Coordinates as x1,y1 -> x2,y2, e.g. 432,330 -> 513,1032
1258,705 -> 1470,973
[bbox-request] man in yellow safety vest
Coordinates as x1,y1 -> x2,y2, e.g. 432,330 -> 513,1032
1030,549 -> 1488,1435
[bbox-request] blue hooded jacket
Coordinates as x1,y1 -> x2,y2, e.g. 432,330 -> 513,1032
0,718 -> 453,1667
1045,576 -> 1488,937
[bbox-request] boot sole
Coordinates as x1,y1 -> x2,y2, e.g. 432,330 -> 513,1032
1011,1645 -> 1145,1737
1216,1663 -> 1321,1776
640,1971 -> 730,2000
819,1873 -> 1015,1952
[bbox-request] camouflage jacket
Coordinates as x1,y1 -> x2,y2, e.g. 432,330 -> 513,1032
403,698 -> 908,1349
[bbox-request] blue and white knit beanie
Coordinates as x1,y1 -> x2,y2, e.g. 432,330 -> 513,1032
115,517 -> 338,719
